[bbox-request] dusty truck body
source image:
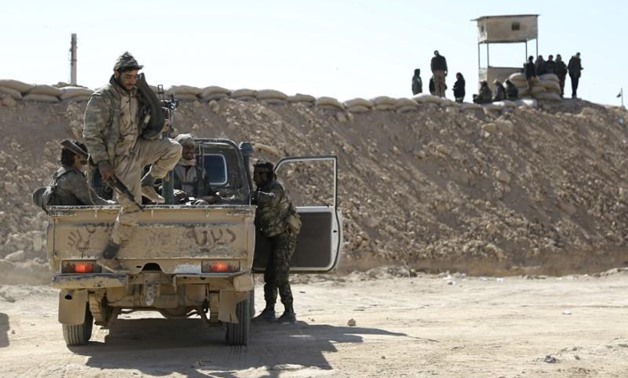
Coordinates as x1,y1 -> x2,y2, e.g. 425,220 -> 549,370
44,138 -> 342,346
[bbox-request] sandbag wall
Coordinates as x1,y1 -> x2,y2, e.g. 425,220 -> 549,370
1,78 -> 544,114
507,73 -> 562,102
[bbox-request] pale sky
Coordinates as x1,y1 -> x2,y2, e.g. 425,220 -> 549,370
3,0 -> 626,106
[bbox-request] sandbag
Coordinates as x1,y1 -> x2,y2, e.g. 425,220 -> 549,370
27,85 -> 63,97
167,85 -> 202,96
346,105 -> 371,113
413,94 -> 443,104
257,89 -> 288,101
0,79 -> 35,94
394,98 -> 419,110
508,72 -> 526,82
200,86 -> 230,99
374,104 -> 396,111
541,80 -> 561,93
371,96 -> 397,107
0,85 -> 23,100
60,86 -> 93,101
23,93 -> 60,103
172,93 -> 200,101
230,89 -> 257,102
315,96 -> 344,110
287,93 -> 315,104
539,73 -> 559,83
344,98 -> 373,109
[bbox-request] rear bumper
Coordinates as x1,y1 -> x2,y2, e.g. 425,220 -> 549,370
52,273 -> 128,289
51,272 -> 253,291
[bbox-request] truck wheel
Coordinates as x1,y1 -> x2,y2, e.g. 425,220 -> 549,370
225,295 -> 251,346
62,305 -> 93,346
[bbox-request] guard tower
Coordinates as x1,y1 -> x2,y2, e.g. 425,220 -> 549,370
472,14 -> 539,87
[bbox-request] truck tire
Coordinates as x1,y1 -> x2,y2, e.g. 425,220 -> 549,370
225,296 -> 251,346
62,305 -> 93,346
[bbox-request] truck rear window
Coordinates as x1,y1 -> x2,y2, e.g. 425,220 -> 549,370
199,154 -> 227,185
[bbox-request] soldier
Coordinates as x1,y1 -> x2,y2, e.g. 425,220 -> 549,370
505,80 -> 519,100
473,81 -> 492,104
568,52 -> 583,98
493,79 -> 506,102
252,160 -> 301,324
35,140 -> 113,210
524,56 -> 537,93
411,68 -> 423,95
172,133 -> 219,204
430,50 -> 448,97
554,54 -> 568,98
83,52 -> 182,272
452,72 -> 465,103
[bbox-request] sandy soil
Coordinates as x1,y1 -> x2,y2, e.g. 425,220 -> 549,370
1,270 -> 628,378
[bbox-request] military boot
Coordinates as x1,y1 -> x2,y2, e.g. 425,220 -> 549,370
96,241 -> 125,273
276,304 -> 296,324
140,173 -> 165,204
253,306 -> 276,322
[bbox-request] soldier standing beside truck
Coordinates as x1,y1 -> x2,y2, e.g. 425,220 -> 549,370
252,160 -> 302,324
83,51 -> 182,272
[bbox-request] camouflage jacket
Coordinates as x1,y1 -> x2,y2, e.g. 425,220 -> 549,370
254,179 -> 300,238
83,76 -> 143,165
48,165 -> 110,206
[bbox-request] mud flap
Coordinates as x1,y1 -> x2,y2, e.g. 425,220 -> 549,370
218,291 -> 248,324
58,289 -> 88,325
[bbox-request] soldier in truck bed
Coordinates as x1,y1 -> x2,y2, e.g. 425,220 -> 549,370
83,51 -> 182,272
171,133 -> 220,205
252,160 -> 302,324
38,140 -> 113,209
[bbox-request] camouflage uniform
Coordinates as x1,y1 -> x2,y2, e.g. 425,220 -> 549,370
255,179 -> 301,311
48,165 -> 110,206
83,71 -> 181,246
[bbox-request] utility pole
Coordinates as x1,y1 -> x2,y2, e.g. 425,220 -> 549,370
619,88 -> 624,108
70,33 -> 77,85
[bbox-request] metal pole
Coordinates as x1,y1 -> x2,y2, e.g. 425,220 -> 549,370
70,33 -> 77,85
621,88 -> 624,108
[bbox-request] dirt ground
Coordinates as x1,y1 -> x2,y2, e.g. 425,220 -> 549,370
1,270 -> 628,378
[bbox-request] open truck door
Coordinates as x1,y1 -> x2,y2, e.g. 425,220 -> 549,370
253,155 -> 342,273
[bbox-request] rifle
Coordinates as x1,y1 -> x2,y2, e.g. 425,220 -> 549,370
106,175 -> 144,211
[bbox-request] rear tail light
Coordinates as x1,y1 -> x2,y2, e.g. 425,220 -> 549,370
201,261 -> 239,273
61,261 -> 102,274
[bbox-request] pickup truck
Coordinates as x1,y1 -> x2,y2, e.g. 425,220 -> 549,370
44,138 -> 342,346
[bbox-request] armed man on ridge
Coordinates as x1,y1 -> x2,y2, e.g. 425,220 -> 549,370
83,52 -> 182,272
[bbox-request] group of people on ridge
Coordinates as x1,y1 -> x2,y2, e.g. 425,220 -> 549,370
412,50 -> 468,103
34,52 -> 301,324
524,52 -> 583,98
412,51 -> 584,103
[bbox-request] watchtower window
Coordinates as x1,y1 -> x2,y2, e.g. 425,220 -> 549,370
511,22 -> 520,31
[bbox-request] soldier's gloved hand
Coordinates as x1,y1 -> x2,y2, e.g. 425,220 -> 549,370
98,160 -> 114,182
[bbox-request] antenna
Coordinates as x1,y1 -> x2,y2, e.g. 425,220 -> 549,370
70,33 -> 77,85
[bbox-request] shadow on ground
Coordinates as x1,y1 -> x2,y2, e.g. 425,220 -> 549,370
70,317 -> 408,377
